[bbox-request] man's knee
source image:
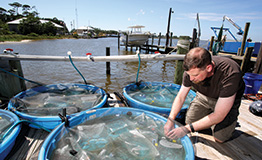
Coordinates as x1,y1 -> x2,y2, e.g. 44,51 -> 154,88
213,120 -> 237,142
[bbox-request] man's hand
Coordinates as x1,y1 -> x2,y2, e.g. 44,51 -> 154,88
164,117 -> 175,136
166,126 -> 190,140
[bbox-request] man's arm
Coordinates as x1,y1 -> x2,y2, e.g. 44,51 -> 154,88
169,85 -> 191,120
166,93 -> 237,140
164,85 -> 191,135
188,93 -> 236,131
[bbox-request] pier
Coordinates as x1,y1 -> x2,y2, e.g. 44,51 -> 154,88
118,32 -> 178,54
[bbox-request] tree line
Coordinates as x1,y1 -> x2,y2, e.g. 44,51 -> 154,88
0,2 -> 68,36
0,2 -> 119,38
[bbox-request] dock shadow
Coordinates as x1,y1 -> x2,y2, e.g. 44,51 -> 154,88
5,124 -> 49,160
190,128 -> 262,160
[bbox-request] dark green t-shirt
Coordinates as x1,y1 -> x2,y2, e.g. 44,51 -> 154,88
183,56 -> 245,100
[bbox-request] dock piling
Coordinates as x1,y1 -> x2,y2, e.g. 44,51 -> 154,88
165,8 -> 173,48
106,47 -> 111,75
170,32 -> 173,46
209,36 -> 214,52
151,34 -> 154,50
117,32 -> 120,50
240,47 -> 253,73
254,44 -> 262,74
125,35 -> 128,51
239,22 -> 250,56
174,36 -> 190,84
0,58 -> 26,102
158,32 -> 161,46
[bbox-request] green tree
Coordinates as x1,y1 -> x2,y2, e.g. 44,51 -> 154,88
9,2 -> 22,16
18,15 -> 41,35
0,7 -> 8,22
0,20 -> 9,34
41,21 -> 56,35
22,4 -> 31,16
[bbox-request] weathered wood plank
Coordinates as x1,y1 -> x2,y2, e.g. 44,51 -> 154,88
7,124 -> 49,160
191,99 -> 262,160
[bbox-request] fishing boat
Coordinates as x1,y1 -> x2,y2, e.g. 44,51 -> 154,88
120,25 -> 150,46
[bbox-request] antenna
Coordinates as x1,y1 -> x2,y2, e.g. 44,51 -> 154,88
75,0 -> 78,29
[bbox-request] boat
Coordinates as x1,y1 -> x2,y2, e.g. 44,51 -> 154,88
120,25 -> 150,46
209,16 -> 261,57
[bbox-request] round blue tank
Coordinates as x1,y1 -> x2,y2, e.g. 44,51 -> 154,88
0,109 -> 21,159
39,107 -> 195,160
8,83 -> 107,130
123,82 -> 196,117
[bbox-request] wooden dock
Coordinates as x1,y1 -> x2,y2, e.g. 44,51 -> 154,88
4,94 -> 262,160
191,98 -> 262,160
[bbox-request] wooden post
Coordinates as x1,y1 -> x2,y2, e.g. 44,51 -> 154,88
254,44 -> 262,74
106,47 -> 111,75
239,22 -> 250,56
0,59 -> 26,101
240,47 -> 253,74
209,36 -> 214,52
166,8 -> 173,48
118,32 -> 120,50
146,40 -> 149,54
170,32 -> 173,46
191,28 -> 197,49
158,32 -> 161,46
174,36 -> 190,85
9,60 -> 26,90
151,34 -> 154,50
125,34 -> 128,51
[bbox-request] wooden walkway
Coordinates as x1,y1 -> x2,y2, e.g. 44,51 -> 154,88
4,96 -> 262,160
191,98 -> 262,160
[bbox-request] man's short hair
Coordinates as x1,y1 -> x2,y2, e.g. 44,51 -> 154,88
183,47 -> 212,71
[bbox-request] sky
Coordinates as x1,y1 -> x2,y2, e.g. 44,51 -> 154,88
2,0 -> 262,41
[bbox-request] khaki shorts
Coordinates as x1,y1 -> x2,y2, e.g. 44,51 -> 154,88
185,92 -> 240,142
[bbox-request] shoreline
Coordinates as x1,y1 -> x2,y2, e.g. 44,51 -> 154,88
0,39 -> 33,44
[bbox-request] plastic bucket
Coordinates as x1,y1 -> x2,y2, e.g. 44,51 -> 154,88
39,107 -> 195,160
8,83 -> 108,130
0,109 -> 21,159
243,73 -> 262,94
123,82 -> 196,118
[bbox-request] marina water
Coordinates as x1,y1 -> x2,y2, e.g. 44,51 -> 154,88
0,38 -> 208,93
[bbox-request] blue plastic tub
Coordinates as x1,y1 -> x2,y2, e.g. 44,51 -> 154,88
123,82 -> 196,117
39,107 -> 195,160
243,73 -> 262,94
0,109 -> 21,160
8,83 -> 107,130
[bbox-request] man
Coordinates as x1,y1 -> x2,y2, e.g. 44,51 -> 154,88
164,47 -> 245,143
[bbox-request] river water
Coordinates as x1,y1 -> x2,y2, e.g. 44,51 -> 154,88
0,38 -> 208,93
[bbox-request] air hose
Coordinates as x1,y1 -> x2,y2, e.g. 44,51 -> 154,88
67,51 -> 88,85
1,119 -> 51,141
0,67 -> 42,86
